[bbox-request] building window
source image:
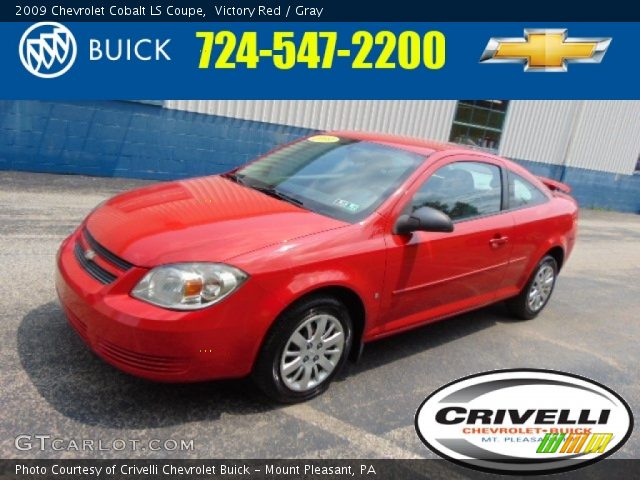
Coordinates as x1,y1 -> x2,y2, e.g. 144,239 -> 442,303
449,100 -> 509,151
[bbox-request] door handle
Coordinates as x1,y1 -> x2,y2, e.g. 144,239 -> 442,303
489,236 -> 509,248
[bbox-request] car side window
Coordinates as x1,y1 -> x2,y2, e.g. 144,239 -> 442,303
408,161 -> 502,221
509,172 -> 548,208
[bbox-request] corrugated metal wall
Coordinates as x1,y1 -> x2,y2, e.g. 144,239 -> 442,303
500,100 -> 640,175
499,101 -> 579,166
165,100 -> 640,175
564,101 -> 640,174
165,100 -> 458,142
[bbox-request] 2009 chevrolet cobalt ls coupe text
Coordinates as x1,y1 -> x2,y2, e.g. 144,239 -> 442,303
56,132 -> 578,402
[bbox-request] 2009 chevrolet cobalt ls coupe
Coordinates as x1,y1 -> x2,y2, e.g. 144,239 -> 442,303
56,132 -> 578,402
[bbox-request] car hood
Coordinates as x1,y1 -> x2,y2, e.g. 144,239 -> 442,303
85,175 -> 347,267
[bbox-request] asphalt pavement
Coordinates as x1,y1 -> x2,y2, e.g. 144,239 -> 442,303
1,171 -> 638,461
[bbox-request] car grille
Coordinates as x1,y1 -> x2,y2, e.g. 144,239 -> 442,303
96,338 -> 189,374
74,228 -> 132,285
84,228 -> 133,270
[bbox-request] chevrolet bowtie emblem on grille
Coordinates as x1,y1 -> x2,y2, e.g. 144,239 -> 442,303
480,29 -> 611,72
84,249 -> 96,261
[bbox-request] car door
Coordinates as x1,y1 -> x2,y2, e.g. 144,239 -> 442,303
374,156 -> 514,336
500,170 -> 558,291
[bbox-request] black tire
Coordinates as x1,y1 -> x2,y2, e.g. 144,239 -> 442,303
252,295 -> 353,403
506,255 -> 558,320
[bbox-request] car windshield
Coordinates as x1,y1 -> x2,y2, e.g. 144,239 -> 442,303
230,136 -> 425,222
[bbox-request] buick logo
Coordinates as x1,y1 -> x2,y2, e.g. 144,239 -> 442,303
19,22 -> 77,78
84,249 -> 96,261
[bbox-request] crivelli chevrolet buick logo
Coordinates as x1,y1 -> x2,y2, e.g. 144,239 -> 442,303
19,22 -> 77,78
415,369 -> 633,474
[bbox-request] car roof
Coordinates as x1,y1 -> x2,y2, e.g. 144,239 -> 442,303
327,130 -> 462,157
324,131 -> 541,183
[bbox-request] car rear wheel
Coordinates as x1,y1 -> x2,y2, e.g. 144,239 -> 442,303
252,295 -> 353,403
507,255 -> 558,320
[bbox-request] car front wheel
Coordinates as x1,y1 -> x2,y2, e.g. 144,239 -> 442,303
507,255 -> 558,320
252,295 -> 353,403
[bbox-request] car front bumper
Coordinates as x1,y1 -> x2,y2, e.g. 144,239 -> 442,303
55,229 -> 273,382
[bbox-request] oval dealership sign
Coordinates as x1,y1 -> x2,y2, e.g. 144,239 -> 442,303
415,369 -> 633,474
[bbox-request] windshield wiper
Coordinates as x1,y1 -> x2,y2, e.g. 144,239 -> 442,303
251,186 -> 304,207
223,173 -> 304,207
221,172 -> 247,185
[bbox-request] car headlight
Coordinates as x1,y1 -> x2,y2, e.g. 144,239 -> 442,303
131,263 -> 248,310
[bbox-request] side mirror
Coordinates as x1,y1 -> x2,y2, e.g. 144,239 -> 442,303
394,206 -> 454,235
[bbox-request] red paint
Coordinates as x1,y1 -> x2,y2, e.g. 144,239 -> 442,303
56,133 -> 578,381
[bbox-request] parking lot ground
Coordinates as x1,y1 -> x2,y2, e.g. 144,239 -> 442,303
1,171 -> 638,460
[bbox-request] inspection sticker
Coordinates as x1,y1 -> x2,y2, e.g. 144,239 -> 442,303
307,135 -> 341,143
334,198 -> 360,212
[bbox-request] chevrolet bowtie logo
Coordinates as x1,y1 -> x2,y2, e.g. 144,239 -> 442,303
480,29 -> 611,72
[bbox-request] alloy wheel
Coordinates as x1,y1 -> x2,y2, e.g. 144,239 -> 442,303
527,264 -> 555,312
279,313 -> 345,392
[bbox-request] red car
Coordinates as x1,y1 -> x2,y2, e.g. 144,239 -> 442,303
56,132 -> 578,402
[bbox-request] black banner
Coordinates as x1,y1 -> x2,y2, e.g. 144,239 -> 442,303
2,459 -> 640,480
2,0 -> 639,22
